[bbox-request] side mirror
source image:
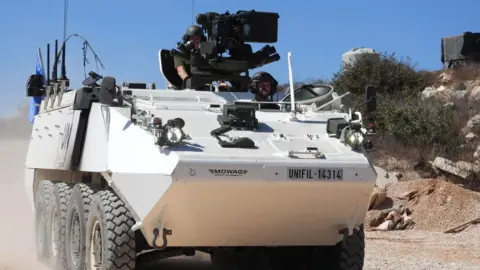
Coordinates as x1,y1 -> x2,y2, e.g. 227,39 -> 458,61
26,74 -> 45,97
364,85 -> 377,113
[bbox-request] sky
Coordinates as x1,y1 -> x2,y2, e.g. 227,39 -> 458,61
0,0 -> 478,116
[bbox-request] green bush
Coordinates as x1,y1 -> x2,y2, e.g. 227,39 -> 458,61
331,52 -> 436,96
328,51 -> 469,160
374,98 -> 464,157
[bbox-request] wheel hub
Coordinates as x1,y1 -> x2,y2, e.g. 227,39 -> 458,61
89,218 -> 102,269
70,210 -> 81,266
51,207 -> 58,257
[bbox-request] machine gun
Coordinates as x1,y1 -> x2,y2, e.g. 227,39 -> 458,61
170,10 -> 281,90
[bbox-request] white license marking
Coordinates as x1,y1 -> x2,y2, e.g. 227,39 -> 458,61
287,168 -> 343,180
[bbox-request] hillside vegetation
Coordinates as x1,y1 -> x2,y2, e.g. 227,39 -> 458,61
317,52 -> 480,186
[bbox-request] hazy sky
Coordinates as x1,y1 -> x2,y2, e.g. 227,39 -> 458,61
0,0 -> 477,116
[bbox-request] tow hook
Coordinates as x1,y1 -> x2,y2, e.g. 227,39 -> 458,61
152,227 -> 172,250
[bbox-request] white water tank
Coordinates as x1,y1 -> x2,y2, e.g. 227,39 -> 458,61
342,47 -> 380,68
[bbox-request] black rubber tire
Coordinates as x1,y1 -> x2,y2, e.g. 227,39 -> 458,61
85,190 -> 136,270
48,182 -> 72,270
65,183 -> 94,270
323,225 -> 365,270
34,180 -> 54,265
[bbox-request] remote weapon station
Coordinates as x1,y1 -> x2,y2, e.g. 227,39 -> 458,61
25,10 -> 377,270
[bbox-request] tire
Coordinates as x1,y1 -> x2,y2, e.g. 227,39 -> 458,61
47,182 -> 72,270
65,183 -> 94,270
85,190 -> 136,270
323,225 -> 365,270
34,180 -> 54,265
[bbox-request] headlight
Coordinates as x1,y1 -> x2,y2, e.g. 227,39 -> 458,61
162,127 -> 185,146
153,117 -> 187,147
345,130 -> 364,149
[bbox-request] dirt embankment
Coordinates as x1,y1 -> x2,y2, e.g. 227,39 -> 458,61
364,178 -> 480,269
366,179 -> 480,232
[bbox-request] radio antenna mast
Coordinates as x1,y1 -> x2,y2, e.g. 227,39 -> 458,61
63,0 -> 69,43
191,0 -> 195,24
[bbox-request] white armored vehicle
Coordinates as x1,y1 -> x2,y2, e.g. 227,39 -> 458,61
25,10 -> 377,270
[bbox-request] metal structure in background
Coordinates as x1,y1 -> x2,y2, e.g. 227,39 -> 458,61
342,47 -> 380,68
441,31 -> 480,69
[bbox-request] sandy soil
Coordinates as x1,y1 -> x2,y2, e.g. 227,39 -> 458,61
0,140 -> 47,270
0,139 -> 479,269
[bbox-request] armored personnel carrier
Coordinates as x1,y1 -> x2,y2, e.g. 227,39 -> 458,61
25,10 -> 377,270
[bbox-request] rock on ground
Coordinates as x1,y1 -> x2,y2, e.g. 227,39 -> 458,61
366,178 -> 480,232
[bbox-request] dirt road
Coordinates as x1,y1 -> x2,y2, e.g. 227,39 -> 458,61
1,139 -> 479,269
0,140 -> 47,270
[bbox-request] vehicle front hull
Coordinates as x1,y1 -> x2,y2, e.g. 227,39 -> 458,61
136,176 -> 374,247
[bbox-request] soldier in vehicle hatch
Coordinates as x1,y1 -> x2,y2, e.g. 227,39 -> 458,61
175,25 -> 205,81
249,71 -> 280,109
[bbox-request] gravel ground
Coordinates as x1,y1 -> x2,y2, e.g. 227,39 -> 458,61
364,178 -> 480,269
365,226 -> 480,270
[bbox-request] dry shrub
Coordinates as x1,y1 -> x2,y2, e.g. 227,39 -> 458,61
450,62 -> 480,82
372,94 -> 470,162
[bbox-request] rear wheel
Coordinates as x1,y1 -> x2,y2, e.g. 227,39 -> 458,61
34,180 -> 54,265
86,190 -> 136,270
65,183 -> 94,270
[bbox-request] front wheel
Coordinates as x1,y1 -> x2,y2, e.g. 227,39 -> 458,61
85,190 -> 136,270
323,225 -> 365,270
34,180 -> 54,265
48,182 -> 72,270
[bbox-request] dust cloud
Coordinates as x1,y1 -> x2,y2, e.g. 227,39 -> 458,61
0,102 -> 211,269
0,102 -> 46,269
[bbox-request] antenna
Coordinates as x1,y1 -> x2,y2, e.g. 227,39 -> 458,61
60,41 -> 67,80
52,39 -> 58,82
60,0 -> 69,81
46,43 -> 50,84
191,0 -> 195,24
287,52 -> 296,119
63,0 -> 69,43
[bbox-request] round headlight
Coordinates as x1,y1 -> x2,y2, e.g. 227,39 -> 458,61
164,127 -> 184,145
346,131 -> 364,149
